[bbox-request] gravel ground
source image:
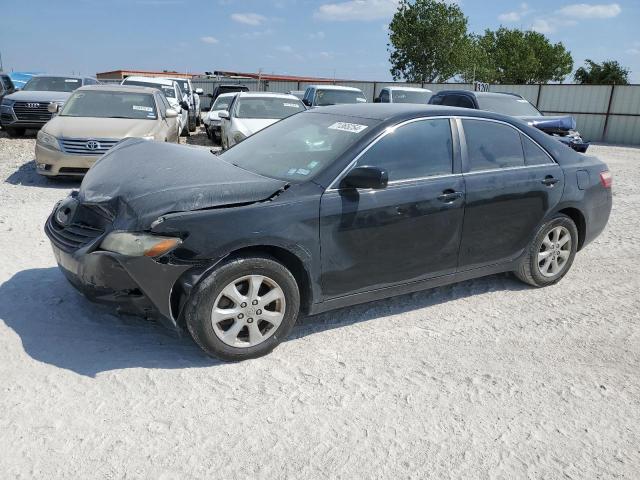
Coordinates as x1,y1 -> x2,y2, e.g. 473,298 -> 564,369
0,127 -> 638,479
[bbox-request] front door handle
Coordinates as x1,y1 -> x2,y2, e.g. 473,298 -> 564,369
437,189 -> 463,202
541,175 -> 559,187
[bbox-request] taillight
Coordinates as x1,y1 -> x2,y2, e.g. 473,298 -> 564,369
600,171 -> 613,188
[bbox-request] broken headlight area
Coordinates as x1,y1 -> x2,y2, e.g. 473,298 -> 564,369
100,232 -> 182,258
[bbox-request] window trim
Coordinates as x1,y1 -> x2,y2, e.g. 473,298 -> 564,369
327,115 -> 460,191
456,116 -> 556,174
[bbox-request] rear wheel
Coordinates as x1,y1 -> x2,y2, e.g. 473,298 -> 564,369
185,256 -> 300,360
515,214 -> 578,287
6,127 -> 25,138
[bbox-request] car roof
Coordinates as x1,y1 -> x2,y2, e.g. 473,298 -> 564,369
236,92 -> 301,100
215,92 -> 237,99
31,74 -> 87,80
384,86 -> 432,92
433,89 -> 524,100
307,85 -> 363,92
76,84 -> 159,94
306,103 -> 529,123
123,76 -> 175,86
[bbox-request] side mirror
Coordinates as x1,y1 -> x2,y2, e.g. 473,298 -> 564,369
195,88 -> 203,95
342,166 -> 388,190
165,108 -> 178,118
302,98 -> 311,107
47,102 -> 60,113
218,110 -> 230,120
180,100 -> 189,110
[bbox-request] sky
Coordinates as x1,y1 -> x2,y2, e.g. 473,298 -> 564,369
1,0 -> 639,82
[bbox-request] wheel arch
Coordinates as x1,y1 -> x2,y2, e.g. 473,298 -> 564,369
557,207 -> 586,251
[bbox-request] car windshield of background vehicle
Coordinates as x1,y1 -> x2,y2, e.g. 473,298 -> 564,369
477,96 -> 541,116
315,89 -> 367,106
60,91 -> 157,120
392,90 -> 432,104
212,96 -> 233,111
22,76 -> 81,92
235,97 -> 305,119
220,112 -> 378,182
124,81 -> 176,99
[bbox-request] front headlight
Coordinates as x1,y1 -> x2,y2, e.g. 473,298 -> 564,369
100,232 -> 182,257
37,130 -> 61,150
233,132 -> 246,144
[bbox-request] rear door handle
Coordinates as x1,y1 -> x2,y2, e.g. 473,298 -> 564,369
437,189 -> 463,202
541,175 -> 559,187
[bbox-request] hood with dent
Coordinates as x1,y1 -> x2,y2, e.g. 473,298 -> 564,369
518,115 -> 576,133
78,138 -> 287,230
43,116 -> 160,139
5,90 -> 72,103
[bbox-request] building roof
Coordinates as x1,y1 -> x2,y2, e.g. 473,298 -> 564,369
210,70 -> 352,83
96,69 -> 198,78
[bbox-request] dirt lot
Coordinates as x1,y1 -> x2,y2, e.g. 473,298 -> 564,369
0,128 -> 638,479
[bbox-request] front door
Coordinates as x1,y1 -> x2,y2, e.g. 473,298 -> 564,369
319,118 -> 465,299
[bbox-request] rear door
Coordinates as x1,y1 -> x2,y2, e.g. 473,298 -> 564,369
319,117 -> 465,298
457,118 -> 565,270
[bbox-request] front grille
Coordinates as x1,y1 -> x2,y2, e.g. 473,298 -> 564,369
60,138 -> 120,155
46,217 -> 105,252
12,101 -> 52,122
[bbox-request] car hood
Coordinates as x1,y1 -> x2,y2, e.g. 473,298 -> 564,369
78,138 -> 288,230
44,116 -> 158,139
5,90 -> 72,103
518,115 -> 576,133
234,118 -> 279,135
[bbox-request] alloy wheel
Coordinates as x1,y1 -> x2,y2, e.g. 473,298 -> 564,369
537,226 -> 572,278
211,275 -> 286,348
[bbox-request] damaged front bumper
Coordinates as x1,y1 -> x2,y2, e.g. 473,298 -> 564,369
45,211 -> 191,329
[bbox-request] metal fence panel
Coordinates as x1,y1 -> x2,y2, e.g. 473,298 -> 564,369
424,83 -> 473,92
538,85 -> 612,114
604,115 -> 640,144
610,85 -> 640,115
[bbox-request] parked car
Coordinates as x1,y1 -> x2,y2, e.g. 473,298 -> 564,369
0,73 -> 16,109
210,84 -> 249,103
375,86 -> 432,104
203,92 -> 235,143
121,76 -> 189,136
302,85 -> 367,107
429,90 -> 589,153
45,103 -> 612,360
35,85 -> 180,177
165,77 -> 203,132
0,74 -> 96,137
219,92 -> 305,149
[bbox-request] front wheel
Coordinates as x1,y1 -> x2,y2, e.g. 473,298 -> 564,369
185,256 -> 300,360
514,214 -> 578,287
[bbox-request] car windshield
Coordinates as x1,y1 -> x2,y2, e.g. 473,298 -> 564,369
212,96 -> 233,111
220,112 -> 377,182
124,80 -> 176,99
392,90 -> 431,104
22,76 -> 82,92
315,89 -> 367,106
235,97 -> 305,119
60,91 -> 157,119
477,95 -> 541,116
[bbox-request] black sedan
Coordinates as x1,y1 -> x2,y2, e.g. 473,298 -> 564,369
45,104 -> 612,360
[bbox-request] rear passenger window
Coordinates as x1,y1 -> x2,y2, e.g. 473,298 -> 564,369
357,119 -> 452,181
521,135 -> 553,165
462,119 -> 525,171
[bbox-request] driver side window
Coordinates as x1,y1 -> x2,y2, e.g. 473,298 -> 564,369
356,119 -> 453,182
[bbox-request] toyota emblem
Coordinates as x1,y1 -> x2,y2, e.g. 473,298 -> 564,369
86,140 -> 101,150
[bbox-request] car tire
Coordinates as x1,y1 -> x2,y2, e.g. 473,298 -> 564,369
185,255 -> 300,361
6,127 -> 25,138
188,115 -> 196,133
196,114 -> 201,126
204,125 -> 211,139
514,214 -> 578,287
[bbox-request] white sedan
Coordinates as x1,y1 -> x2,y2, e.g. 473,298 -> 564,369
203,92 -> 235,144
219,92 -> 305,150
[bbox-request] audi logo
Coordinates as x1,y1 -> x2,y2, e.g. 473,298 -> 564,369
26,103 -> 40,108
85,140 -> 101,150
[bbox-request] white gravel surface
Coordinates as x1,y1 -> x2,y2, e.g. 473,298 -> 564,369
0,128 -> 638,479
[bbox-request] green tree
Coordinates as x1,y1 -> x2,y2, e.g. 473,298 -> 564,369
574,59 -> 630,84
462,28 -> 573,84
388,0 -> 469,83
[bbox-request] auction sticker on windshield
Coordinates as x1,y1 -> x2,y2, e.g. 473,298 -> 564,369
328,122 -> 368,133
133,105 -> 153,112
